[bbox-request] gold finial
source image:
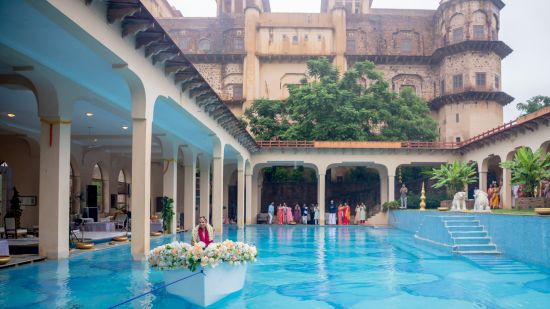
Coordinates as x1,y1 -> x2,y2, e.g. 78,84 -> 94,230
420,182 -> 426,211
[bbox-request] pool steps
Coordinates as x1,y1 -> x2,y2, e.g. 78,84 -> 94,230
442,216 -> 500,255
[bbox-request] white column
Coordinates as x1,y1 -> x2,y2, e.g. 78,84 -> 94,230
479,171 -> 488,192
237,159 -> 245,228
199,156 -> 211,222
163,157 -> 177,234
39,118 -> 71,259
501,168 -> 512,209
72,175 -> 81,216
245,172 -> 252,224
380,175 -> 388,204
317,172 -> 326,225
102,178 -> 110,214
212,154 -> 224,233
131,117 -> 152,260
183,153 -> 197,230
388,175 -> 396,202
251,172 -> 259,223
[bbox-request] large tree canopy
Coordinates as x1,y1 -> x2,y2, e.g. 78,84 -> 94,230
244,57 -> 438,141
516,95 -> 550,115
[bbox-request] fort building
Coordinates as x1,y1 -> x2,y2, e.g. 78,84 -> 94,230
149,0 -> 513,142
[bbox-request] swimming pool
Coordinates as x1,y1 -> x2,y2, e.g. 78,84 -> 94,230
1,225 -> 549,308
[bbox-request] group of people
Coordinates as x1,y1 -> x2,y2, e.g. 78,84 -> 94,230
268,202 -> 320,225
267,201 -> 369,225
327,200 -> 368,225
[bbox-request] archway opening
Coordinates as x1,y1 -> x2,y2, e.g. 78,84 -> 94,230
326,166 -> 380,219
260,166 -> 318,224
90,163 -> 103,214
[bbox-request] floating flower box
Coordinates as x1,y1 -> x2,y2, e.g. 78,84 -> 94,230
148,240 -> 257,307
164,263 -> 247,307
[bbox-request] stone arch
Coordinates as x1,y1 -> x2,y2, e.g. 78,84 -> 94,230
481,155 -> 502,191
449,13 -> 466,43
540,140 -> 550,153
471,10 -> 489,40
280,73 -> 306,97
198,38 -> 211,52
392,74 -> 423,96
392,29 -> 422,54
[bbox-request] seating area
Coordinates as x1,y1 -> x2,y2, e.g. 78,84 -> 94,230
256,213 -> 269,224
3,217 -> 27,239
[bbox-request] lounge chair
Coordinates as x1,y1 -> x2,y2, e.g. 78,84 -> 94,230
114,213 -> 128,230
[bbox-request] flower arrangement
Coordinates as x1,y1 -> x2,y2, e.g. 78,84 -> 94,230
148,240 -> 258,272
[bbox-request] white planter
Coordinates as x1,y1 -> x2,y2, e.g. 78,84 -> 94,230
164,263 -> 247,307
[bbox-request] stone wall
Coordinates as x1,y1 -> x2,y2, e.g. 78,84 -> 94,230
195,63 -> 223,94
436,100 -> 503,142
439,52 -> 501,95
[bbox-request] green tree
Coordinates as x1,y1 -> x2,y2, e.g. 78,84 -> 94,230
516,95 -> 550,115
500,147 -> 550,197
244,57 -> 438,141
8,187 -> 23,228
243,99 -> 289,140
428,161 -> 478,198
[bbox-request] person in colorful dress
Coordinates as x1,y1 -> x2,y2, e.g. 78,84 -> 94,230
191,216 -> 214,247
337,203 -> 344,225
293,203 -> 302,224
343,203 -> 351,225
359,203 -> 367,224
490,182 -> 500,209
277,204 -> 284,224
285,203 -> 293,224
354,204 -> 360,225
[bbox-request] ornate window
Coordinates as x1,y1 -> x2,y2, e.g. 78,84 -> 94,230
234,38 -> 244,51
232,85 -> 243,99
400,85 -> 416,94
198,39 -> 211,52
476,72 -> 486,88
346,39 -> 356,52
180,37 -> 189,50
452,27 -> 464,43
495,75 -> 500,90
473,25 -> 485,39
400,38 -> 412,53
292,35 -> 299,44
453,74 -> 463,90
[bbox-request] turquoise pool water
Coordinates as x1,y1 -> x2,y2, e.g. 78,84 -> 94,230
1,225 -> 549,308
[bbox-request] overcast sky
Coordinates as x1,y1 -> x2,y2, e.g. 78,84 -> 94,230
167,0 -> 550,122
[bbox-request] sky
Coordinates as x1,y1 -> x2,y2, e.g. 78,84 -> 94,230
167,0 -> 550,122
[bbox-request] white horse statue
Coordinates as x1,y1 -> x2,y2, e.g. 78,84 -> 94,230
473,189 -> 491,212
451,191 -> 467,211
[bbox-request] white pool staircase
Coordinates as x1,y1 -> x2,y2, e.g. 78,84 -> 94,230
442,216 -> 500,255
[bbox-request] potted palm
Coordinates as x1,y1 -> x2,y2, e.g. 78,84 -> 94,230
500,147 -> 550,212
428,161 -> 478,210
161,196 -> 174,233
